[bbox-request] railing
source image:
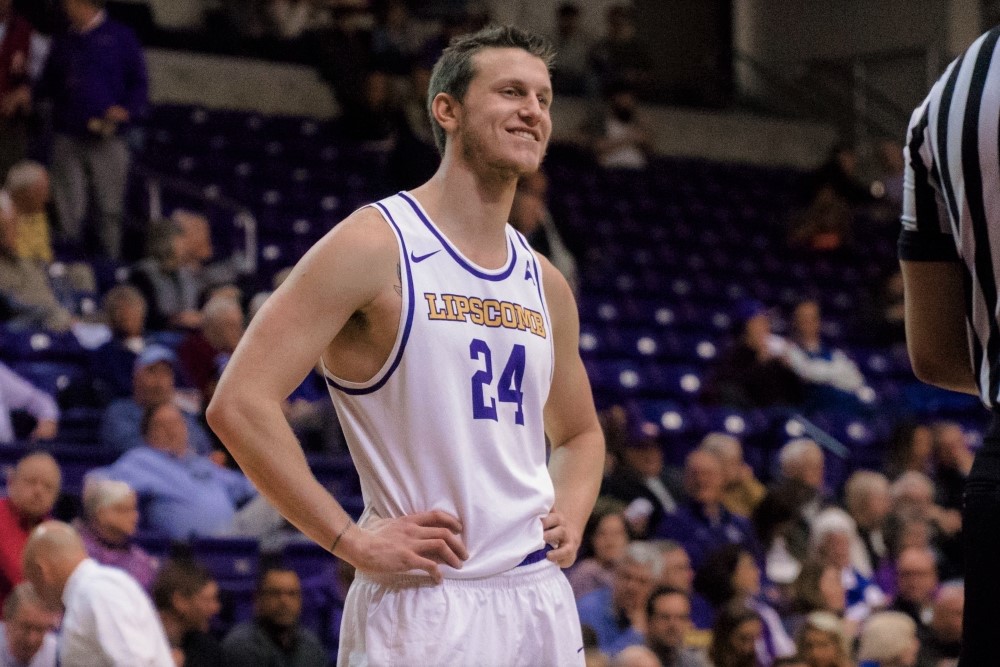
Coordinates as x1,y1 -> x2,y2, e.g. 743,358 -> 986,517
132,162 -> 258,276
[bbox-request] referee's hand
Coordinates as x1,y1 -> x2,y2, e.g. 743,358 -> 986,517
340,510 -> 469,584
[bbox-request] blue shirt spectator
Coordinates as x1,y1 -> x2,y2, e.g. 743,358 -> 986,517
35,9 -> 147,137
93,402 -> 255,539
0,361 -> 58,444
576,587 -> 645,656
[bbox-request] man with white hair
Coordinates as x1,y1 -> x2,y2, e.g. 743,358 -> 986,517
844,470 -> 891,576
3,160 -> 52,263
699,432 -> 765,518
21,521 -> 173,666
0,582 -> 57,667
779,438 -> 825,494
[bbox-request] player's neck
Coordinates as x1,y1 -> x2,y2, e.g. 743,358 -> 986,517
409,160 -> 517,265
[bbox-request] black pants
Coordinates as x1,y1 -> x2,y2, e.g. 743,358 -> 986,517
960,413 -> 1000,666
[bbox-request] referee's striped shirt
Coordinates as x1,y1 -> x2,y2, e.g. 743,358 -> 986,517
900,25 -> 1000,408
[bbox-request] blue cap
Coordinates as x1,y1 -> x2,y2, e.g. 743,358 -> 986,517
134,344 -> 176,372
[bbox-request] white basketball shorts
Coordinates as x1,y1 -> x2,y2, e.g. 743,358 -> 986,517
338,558 -> 585,667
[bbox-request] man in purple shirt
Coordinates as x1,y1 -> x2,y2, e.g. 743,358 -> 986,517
35,0 -> 147,259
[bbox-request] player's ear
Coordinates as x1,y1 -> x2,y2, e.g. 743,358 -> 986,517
431,92 -> 460,136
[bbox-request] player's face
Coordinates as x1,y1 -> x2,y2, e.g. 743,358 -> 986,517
454,48 -> 552,178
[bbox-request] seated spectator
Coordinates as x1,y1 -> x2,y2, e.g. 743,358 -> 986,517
21,521 -> 173,665
90,284 -> 148,401
699,432 -> 766,519
221,565 -> 326,667
0,582 -> 57,667
577,541 -> 662,655
546,2 -> 594,95
794,611 -> 851,667
694,545 -> 795,663
0,452 -> 60,607
788,561 -> 849,637
153,559 -> 223,667
74,478 -> 159,591
171,209 -> 240,300
929,421 -> 972,512
340,70 -> 397,151
776,439 -> 829,543
809,508 -> 886,615
785,299 -> 867,406
4,161 -> 53,263
885,422 -> 934,480
752,484 -> 806,587
601,428 -> 683,539
369,0 -> 422,76
916,583 -> 962,666
888,472 -> 961,579
645,586 -> 709,667
856,611 -> 920,667
267,0 -> 323,40
510,170 -> 579,293
588,4 -> 653,96
844,470 -> 891,578
611,644 -> 661,667
888,547 -> 938,633
129,219 -> 203,331
94,402 -> 256,539
654,541 -> 713,630
654,448 -> 760,570
568,497 -> 630,599
99,344 -> 212,454
707,602 -> 763,667
0,204 -> 73,331
0,0 -> 49,180
581,82 -> 652,170
0,361 -> 58,444
177,295 -> 245,405
875,515 -> 935,599
702,299 -> 804,408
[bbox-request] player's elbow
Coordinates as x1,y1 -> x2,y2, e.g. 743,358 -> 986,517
205,385 -> 245,440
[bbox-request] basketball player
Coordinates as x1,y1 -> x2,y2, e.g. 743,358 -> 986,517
207,26 -> 605,666
900,25 -> 1000,665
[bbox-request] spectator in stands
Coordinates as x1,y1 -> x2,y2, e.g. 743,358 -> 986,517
3,161 -> 53,263
0,582 -> 57,667
888,547 -> 938,633
387,56 -> 439,190
0,361 -> 58,444
568,497 -> 630,598
699,432 -> 766,519
644,586 -> 709,667
74,478 -> 159,591
171,209 -> 241,301
0,207 -> 74,331
601,427 -> 682,539
0,452 -> 59,607
36,0 -> 147,259
752,484 -> 806,585
90,284 -> 147,401
694,544 -> 795,663
0,0 -> 47,179
546,2 -> 593,95
875,515 -> 935,600
856,611 -> 920,667
916,583 -> 962,666
153,559 -> 223,667
588,4 -> 652,96
21,521 -> 173,665
129,219 -> 203,331
510,170 -> 579,293
929,421 -> 972,512
582,82 -> 653,170
794,611 -> 851,667
888,472 -> 961,578
654,541 -> 713,630
787,561 -> 848,637
786,299 -> 867,405
576,541 -> 662,655
369,1 -> 422,77
654,448 -> 760,570
886,422 -> 934,479
707,602 -> 763,667
703,299 -> 804,408
611,644 -> 659,667
809,508 -> 886,615
95,401 -> 256,539
790,144 -> 871,253
267,0 -> 322,41
778,438 -> 827,519
99,344 -> 213,454
221,565 -> 326,667
844,470 -> 892,578
177,295 -> 245,406
341,70 -> 398,151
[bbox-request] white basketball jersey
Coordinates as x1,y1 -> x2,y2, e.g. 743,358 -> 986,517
324,191 -> 555,579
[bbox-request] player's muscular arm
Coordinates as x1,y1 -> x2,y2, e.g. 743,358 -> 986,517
208,208 -> 467,583
538,256 -> 605,568
900,260 -> 977,395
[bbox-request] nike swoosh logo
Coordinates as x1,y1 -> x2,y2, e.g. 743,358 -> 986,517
410,249 -> 441,263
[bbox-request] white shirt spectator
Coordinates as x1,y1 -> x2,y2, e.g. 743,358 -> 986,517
0,621 -> 57,667
0,362 -> 59,444
59,559 -> 173,667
